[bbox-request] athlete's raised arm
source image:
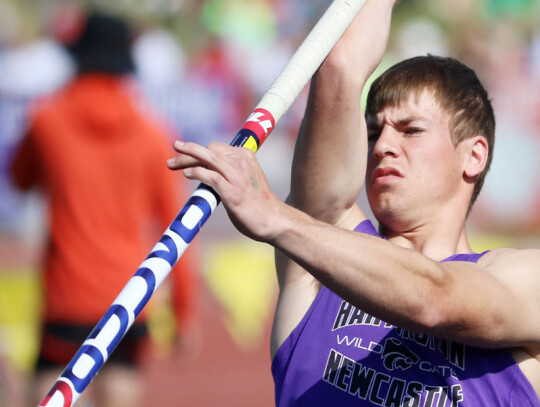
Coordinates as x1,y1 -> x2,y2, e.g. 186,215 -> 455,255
290,0 -> 396,227
270,0 -> 398,357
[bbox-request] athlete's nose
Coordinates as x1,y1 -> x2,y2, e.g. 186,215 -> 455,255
372,124 -> 400,160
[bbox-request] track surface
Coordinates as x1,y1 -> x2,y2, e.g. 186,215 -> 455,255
143,285 -> 275,407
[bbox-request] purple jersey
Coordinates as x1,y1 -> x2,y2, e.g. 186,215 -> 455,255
272,220 -> 538,406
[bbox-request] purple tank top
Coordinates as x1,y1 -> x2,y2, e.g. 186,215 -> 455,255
272,220 -> 538,406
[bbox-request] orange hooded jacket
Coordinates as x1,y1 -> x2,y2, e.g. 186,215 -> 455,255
10,74 -> 198,333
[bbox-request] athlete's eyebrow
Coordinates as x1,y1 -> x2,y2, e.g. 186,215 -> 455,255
392,115 -> 430,126
366,115 -> 429,129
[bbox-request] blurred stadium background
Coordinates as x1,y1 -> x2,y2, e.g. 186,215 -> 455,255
0,0 -> 539,405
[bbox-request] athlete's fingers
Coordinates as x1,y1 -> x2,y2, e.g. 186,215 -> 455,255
172,140 -> 235,158
167,141 -> 208,170
169,141 -> 256,185
168,141 -> 263,202
167,141 -> 234,175
166,152 -> 199,170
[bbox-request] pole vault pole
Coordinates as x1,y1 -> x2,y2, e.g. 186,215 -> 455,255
39,0 -> 367,405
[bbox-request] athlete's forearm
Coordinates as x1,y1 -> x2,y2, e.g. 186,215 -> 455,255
290,0 -> 396,225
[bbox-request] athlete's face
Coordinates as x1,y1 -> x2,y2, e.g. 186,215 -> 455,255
365,90 -> 465,232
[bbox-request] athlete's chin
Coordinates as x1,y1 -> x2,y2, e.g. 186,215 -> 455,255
372,206 -> 398,224
369,195 -> 407,226
367,189 -> 398,212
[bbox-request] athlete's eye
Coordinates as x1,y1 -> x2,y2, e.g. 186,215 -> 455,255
404,127 -> 423,135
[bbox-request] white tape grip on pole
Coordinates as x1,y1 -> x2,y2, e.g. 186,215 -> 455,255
258,0 -> 367,122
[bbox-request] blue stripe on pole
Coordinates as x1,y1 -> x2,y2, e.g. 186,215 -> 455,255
132,269 -> 157,316
147,234 -> 178,265
64,345 -> 104,393
171,194 -> 214,243
89,304 -> 130,356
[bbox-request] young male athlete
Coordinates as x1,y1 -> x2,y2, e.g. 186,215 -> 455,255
167,0 -> 540,405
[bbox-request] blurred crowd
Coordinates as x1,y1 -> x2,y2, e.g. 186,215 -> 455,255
0,0 -> 540,405
0,0 -> 333,241
0,0 -> 538,238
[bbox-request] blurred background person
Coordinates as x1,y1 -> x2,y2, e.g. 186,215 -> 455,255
8,9 -> 199,407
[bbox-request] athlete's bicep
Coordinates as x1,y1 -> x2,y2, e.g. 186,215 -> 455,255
482,249 -> 540,344
435,250 -> 540,346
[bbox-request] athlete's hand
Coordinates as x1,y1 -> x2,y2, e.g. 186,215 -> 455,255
167,141 -> 284,242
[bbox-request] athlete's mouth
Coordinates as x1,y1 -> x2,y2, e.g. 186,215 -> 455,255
372,166 -> 403,180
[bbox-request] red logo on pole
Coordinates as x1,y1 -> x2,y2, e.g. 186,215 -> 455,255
242,108 -> 275,145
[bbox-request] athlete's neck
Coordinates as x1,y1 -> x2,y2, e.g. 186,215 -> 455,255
380,220 -> 472,261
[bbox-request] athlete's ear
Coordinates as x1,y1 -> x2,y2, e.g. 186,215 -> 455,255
463,135 -> 488,179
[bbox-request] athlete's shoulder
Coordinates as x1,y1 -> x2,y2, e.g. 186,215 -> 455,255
478,247 -> 540,283
479,247 -> 540,265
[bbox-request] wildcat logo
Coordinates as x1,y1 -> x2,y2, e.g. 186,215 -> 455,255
381,338 -> 420,371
